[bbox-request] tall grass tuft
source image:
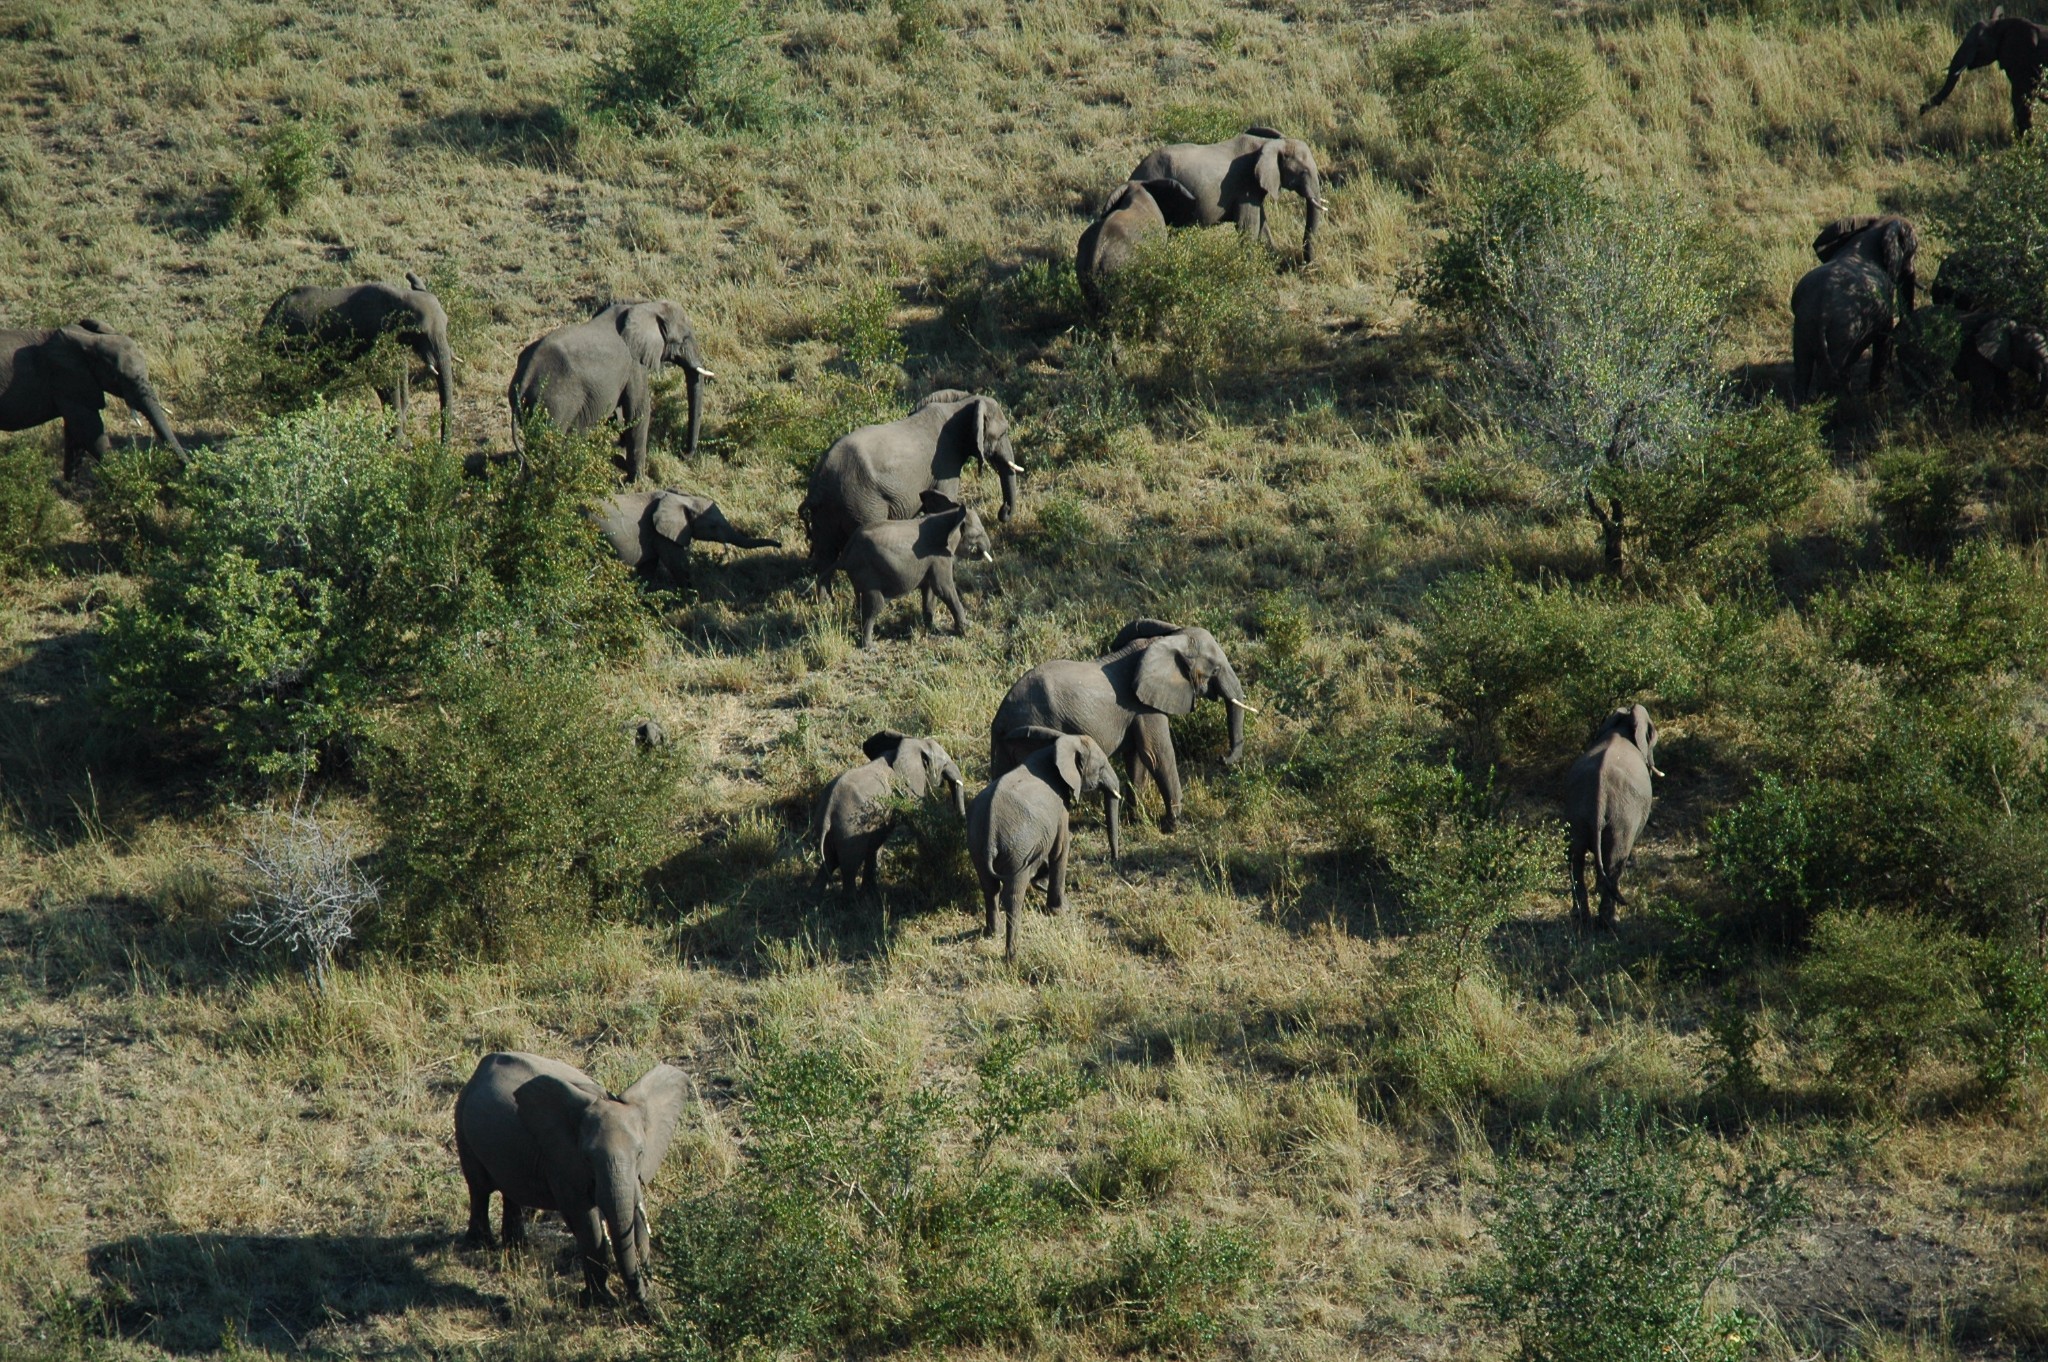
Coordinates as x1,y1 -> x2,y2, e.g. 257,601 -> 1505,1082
589,0 -> 783,133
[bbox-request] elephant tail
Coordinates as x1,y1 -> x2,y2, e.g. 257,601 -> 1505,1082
1591,789 -> 1621,902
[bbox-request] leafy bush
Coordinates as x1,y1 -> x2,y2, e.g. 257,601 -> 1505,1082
589,0 -> 782,133
1968,942 -> 2048,1096
1098,230 -> 1280,386
1796,908 -> 1973,1097
366,648 -> 667,959
1377,25 -> 1588,171
1054,1218 -> 1268,1355
1384,766 -> 1553,987
1927,136 -> 2048,328
1820,545 -> 2048,696
229,121 -> 331,233
828,281 -> 908,374
101,405 -> 635,778
1869,444 -> 1971,557
83,440 -> 180,557
723,375 -> 904,479
1707,773 -> 1846,935
1469,1098 -> 1800,1362
0,433 -> 64,577
1419,159 -> 1604,318
927,247 -> 1084,346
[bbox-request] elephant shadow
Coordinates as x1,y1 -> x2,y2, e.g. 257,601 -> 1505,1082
87,1230 -> 496,1356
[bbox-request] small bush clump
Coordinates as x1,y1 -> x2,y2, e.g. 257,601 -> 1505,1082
0,433 -> 65,577
1052,1218 -> 1269,1355
1869,444 -> 1971,558
1376,25 -> 1588,175
229,121 -> 331,233
1098,231 -> 1281,387
589,0 -> 782,133
1796,908 -> 1973,1098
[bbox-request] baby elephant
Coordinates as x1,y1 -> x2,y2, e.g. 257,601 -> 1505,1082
1076,178 -> 1200,309
968,726 -> 1121,961
811,730 -> 967,896
832,490 -> 992,648
454,1051 -> 692,1308
592,488 -> 780,587
1564,704 -> 1663,931
1955,311 -> 2048,418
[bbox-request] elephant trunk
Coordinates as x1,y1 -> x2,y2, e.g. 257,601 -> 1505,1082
683,367 -> 703,461
1104,787 -> 1121,867
1215,659 -> 1248,765
1301,178 -> 1325,266
994,461 -> 1019,523
128,381 -> 186,458
599,1161 -> 649,1305
435,338 -> 455,447
946,766 -> 967,820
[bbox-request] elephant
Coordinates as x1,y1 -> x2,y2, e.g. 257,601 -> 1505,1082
832,490 -> 993,648
1128,127 -> 1328,265
800,389 -> 1021,574
1954,310 -> 2048,415
1564,705 -> 1663,931
967,727 -> 1121,961
0,319 -> 184,480
509,299 -> 713,482
1920,10 -> 2045,137
263,273 -> 454,446
810,730 -> 967,897
1790,215 -> 1920,403
591,488 -> 780,587
1076,179 -> 1200,308
989,618 -> 1248,836
454,1051 -> 692,1308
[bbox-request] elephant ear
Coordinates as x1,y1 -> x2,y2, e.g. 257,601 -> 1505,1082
620,1064 -> 693,1182
919,489 -> 962,515
514,1074 -> 603,1199
1812,216 -> 1880,262
1243,125 -> 1286,139
972,397 -> 1009,465
1110,617 -> 1183,652
618,304 -> 666,372
1134,639 -> 1202,716
1254,140 -> 1283,199
652,493 -> 700,542
1000,724 -> 1067,755
863,729 -> 910,761
1053,737 -> 1085,797
405,271 -> 431,293
917,388 -> 974,410
1875,219 -> 1918,280
74,318 -> 115,335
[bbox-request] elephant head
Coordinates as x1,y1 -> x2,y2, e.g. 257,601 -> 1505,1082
1247,127 -> 1326,265
514,1064 -> 693,1306
1812,215 -> 1919,315
929,390 -> 1021,523
1113,618 -> 1251,765
1596,704 -> 1665,778
58,320 -> 184,455
618,300 -> 715,460
863,729 -> 968,818
1004,725 -> 1122,861
401,273 -> 456,447
652,491 -> 780,552
920,489 -> 994,563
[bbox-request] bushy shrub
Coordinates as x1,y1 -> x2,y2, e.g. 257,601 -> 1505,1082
1927,136 -> 2048,328
1796,908 -> 1973,1097
927,247 -> 1084,346
0,433 -> 65,577
1869,444 -> 1971,557
1053,1218 -> 1268,1355
829,281 -> 908,374
1614,403 -> 1826,584
1820,545 -> 2048,696
589,0 -> 782,133
1384,766 -> 1553,986
229,121 -> 331,233
1968,942 -> 2048,1096
1707,773 -> 1846,935
1469,1098 -> 1800,1362
1419,159 -> 1604,318
1098,230 -> 1280,386
366,648 -> 667,959
1377,26 -> 1588,172
83,440 -> 180,557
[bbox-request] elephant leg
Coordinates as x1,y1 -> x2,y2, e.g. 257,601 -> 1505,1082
458,1140 -> 496,1245
920,578 -> 937,632
857,589 -> 885,649
1136,715 -> 1184,832
394,367 -> 410,440
567,1202 -> 613,1306
981,878 -> 999,939
1001,876 -> 1029,961
501,1199 -> 529,1247
1568,840 -> 1591,929
61,407 -> 108,482
2013,77 -> 2036,136
933,567 -> 969,635
1597,871 -> 1620,930
1234,199 -> 1263,244
623,379 -> 651,484
1045,828 -> 1071,914
1868,329 -> 1893,392
812,851 -> 837,898
862,845 -> 880,896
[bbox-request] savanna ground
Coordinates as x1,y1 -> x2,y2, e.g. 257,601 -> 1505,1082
3,0 -> 2048,1357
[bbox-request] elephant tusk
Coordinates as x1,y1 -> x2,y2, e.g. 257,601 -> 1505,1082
1226,698 -> 1259,714
979,550 -> 994,562
691,366 -> 716,379
1650,765 -> 1667,778
1106,789 -> 1122,800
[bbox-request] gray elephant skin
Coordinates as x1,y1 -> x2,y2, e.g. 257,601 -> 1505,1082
833,490 -> 993,647
264,273 -> 454,446
0,318 -> 183,480
800,389 -> 1022,574
592,488 -> 780,586
1564,704 -> 1663,930
1129,127 -> 1327,264
1790,215 -> 1919,403
990,618 -> 1247,835
510,300 -> 713,481
1076,179 -> 1199,308
454,1051 -> 692,1307
1955,310 -> 2048,415
968,728 -> 1121,961
1920,10 -> 2045,136
811,730 -> 967,896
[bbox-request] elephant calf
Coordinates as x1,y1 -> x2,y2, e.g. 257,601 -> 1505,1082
811,731 -> 967,897
264,274 -> 454,446
0,319 -> 184,480
1790,215 -> 1919,404
592,488 -> 780,587
1076,179 -> 1198,308
1955,310 -> 2048,417
832,491 -> 992,648
1564,704 -> 1663,931
968,727 -> 1121,961
455,1051 -> 693,1308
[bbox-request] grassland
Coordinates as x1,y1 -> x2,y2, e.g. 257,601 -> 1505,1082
3,0 -> 2047,1358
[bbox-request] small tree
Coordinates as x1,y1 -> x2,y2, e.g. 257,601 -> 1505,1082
1467,192 -> 1729,573
232,801 -> 379,992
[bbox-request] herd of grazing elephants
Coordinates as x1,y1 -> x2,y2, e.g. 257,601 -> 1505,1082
0,13 -> 2043,1309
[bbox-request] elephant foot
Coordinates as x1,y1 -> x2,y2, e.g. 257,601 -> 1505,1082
1159,809 -> 1180,834
463,1226 -> 495,1248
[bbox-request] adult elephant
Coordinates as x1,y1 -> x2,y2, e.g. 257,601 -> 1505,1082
1790,215 -> 1920,403
989,618 -> 1249,837
1129,127 -> 1328,265
1919,10 -> 2045,137
0,319 -> 184,480
799,389 -> 1021,574
591,488 -> 780,586
509,299 -> 713,482
1076,179 -> 1200,308
264,273 -> 455,446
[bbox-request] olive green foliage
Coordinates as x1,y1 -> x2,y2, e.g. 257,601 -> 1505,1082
82,440 -> 180,557
1097,230 -> 1280,386
1051,1218 -> 1269,1355
1927,136 -> 2048,326
589,0 -> 782,133
721,286 -> 914,474
1470,1098 -> 1800,1362
927,244 -> 1086,348
886,0 -> 939,56
1419,159 -> 1604,318
829,281 -> 909,374
1796,908 -> 1973,1097
229,120 -> 332,233
1820,544 -> 2048,696
1869,444 -> 1971,557
0,433 -> 65,577
366,648 -> 667,959
1376,24 -> 1588,175
99,406 -> 636,778
1384,766 -> 1553,987
1152,102 -> 1246,145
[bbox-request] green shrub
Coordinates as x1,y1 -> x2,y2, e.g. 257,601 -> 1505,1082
1385,766 -> 1553,987
723,374 -> 904,478
927,248 -> 1084,346
828,281 -> 908,374
1055,1218 -> 1268,1355
1469,1097 -> 1799,1362
230,121 -> 331,232
1377,26 -> 1588,170
366,648 -> 666,959
589,0 -> 782,133
1968,942 -> 2048,1097
83,440 -> 181,557
1419,159 -> 1604,318
1796,907 -> 1973,1097
1707,773 -> 1847,935
1869,444 -> 1971,557
1927,136 -> 2048,328
0,433 -> 65,577
1098,230 -> 1280,386
1820,545 -> 2048,696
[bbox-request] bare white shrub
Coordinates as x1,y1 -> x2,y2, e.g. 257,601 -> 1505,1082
232,804 -> 379,992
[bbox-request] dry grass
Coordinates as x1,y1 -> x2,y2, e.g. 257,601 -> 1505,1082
4,0 -> 2048,1358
